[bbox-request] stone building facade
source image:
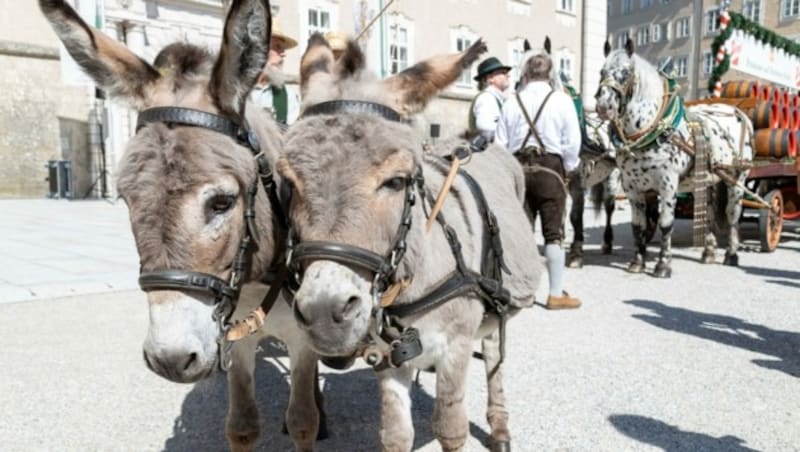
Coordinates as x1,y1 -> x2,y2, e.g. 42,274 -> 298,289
608,0 -> 800,99
1,0 -> 606,198
0,0 -> 93,198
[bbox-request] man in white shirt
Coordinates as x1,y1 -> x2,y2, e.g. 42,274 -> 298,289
468,57 -> 511,141
495,50 -> 582,310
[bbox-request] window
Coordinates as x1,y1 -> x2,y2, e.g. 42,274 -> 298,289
702,52 -> 714,76
452,26 -> 478,86
386,14 -> 413,75
705,8 -> 720,35
675,17 -> 691,38
616,32 -> 628,49
782,0 -> 800,19
743,0 -> 762,22
300,1 -> 338,40
636,26 -> 650,46
559,55 -> 574,81
651,23 -> 662,43
621,0 -> 631,15
307,8 -> 331,36
675,56 -> 688,77
557,0 -> 574,13
558,50 -> 575,81
640,0 -> 652,9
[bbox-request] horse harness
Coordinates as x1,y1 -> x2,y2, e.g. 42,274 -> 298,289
134,106 -> 288,370
285,100 -> 514,370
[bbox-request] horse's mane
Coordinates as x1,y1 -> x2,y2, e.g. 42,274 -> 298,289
630,53 -> 663,102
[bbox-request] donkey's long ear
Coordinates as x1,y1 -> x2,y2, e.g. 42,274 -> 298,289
383,39 -> 487,116
299,33 -> 334,98
523,39 -> 532,52
604,39 -> 612,57
335,40 -> 366,79
544,36 -> 552,55
625,35 -> 635,57
210,0 -> 272,122
38,0 -> 159,108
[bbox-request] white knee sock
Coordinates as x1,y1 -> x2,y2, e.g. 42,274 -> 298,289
545,243 -> 565,296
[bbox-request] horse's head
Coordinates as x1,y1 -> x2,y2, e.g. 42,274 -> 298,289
40,0 -> 280,383
277,35 -> 486,357
595,37 -> 637,121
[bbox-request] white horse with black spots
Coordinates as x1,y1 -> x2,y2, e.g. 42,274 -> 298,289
595,39 -> 753,278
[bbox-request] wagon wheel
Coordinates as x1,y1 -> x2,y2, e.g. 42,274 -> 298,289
758,189 -> 783,252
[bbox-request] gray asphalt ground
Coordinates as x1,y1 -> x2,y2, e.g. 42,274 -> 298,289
0,199 -> 798,451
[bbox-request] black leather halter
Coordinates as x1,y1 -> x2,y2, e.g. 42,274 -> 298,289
135,107 -> 286,358
286,100 -> 513,369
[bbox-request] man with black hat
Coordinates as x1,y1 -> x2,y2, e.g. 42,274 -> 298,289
468,56 -> 511,141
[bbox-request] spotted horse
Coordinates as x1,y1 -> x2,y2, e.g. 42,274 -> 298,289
595,38 -> 755,278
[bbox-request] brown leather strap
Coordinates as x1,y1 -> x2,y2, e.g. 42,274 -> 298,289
515,90 -> 555,153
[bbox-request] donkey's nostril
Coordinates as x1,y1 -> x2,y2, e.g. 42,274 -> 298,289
184,353 -> 198,371
333,295 -> 361,323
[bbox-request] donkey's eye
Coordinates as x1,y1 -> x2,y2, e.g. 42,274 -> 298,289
380,176 -> 407,192
208,194 -> 235,214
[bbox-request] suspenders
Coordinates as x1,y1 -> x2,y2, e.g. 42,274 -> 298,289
515,90 -> 555,154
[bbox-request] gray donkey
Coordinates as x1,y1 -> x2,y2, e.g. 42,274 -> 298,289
278,36 -> 543,451
39,1 -> 323,450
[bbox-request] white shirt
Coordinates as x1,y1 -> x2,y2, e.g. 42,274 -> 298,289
248,83 -> 301,126
472,85 -> 506,140
495,81 -> 581,173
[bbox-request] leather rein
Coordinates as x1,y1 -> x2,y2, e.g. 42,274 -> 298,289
285,100 -> 514,370
134,106 -> 287,370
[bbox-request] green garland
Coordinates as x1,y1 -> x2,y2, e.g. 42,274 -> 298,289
707,11 -> 800,94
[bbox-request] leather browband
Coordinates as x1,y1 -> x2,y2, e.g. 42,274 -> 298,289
136,107 -> 248,143
301,100 -> 404,123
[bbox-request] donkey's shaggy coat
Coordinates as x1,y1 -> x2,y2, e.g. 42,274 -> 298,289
281,35 -> 543,451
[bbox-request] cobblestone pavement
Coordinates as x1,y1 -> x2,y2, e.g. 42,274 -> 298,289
0,199 -> 798,451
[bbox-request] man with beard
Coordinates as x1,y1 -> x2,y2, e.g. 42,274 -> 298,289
249,19 -> 300,127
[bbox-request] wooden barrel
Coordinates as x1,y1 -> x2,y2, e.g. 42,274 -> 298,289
759,85 -> 772,101
722,80 -> 759,98
780,104 -> 792,128
750,101 -> 782,129
789,108 -> 800,131
772,88 -> 785,106
754,129 -> 797,158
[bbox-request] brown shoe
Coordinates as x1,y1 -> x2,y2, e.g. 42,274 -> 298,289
546,291 -> 582,310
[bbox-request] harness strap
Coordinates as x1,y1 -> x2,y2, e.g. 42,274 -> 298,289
515,90 -> 555,154
302,100 -> 405,123
290,241 -> 387,274
225,264 -> 289,342
139,270 -> 237,302
136,107 -> 252,144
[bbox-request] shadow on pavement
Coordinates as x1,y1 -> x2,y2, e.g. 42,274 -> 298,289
609,414 -> 759,451
625,299 -> 800,378
163,340 -> 490,451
